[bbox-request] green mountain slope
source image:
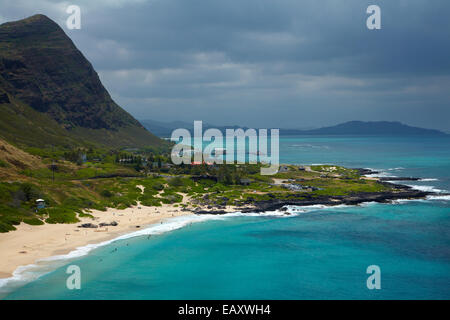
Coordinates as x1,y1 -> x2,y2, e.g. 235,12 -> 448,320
0,14 -> 163,148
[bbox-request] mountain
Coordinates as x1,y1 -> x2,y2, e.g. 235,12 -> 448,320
282,121 -> 447,136
142,119 -> 447,138
140,119 -> 194,137
0,137 -> 45,180
0,14 -> 163,148
141,119 -> 253,137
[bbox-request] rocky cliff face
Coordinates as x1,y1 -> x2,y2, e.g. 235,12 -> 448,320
0,14 -> 162,148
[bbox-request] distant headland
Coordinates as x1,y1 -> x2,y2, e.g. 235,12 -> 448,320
141,120 -> 448,138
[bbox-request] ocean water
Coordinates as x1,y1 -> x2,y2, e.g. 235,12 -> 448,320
1,135 -> 449,299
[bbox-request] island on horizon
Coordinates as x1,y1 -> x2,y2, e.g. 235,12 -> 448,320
140,119 -> 448,138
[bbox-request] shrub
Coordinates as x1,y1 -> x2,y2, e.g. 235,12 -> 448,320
62,197 -> 94,208
168,176 -> 185,187
0,221 -> 16,233
78,212 -> 94,218
23,217 -> 45,226
140,197 -> 162,207
20,183 -> 42,201
45,208 -> 79,224
151,183 -> 164,191
160,193 -> 183,204
0,159 -> 9,168
100,189 -> 113,198
4,216 -> 21,226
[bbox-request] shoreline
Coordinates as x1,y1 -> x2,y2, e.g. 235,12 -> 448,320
0,201 -> 241,281
0,203 -> 191,279
0,169 -> 447,287
1,189 -> 447,291
195,178 -> 448,215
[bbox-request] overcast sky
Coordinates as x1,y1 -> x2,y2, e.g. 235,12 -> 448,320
1,0 -> 449,131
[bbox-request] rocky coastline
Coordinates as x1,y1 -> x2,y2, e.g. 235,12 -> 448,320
195,168 -> 447,215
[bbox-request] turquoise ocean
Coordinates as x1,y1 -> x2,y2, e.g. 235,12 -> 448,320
1,135 -> 449,299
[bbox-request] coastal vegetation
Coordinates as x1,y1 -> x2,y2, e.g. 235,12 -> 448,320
0,142 -> 396,232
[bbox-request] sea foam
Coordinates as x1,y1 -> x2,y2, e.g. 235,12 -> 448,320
406,184 -> 446,193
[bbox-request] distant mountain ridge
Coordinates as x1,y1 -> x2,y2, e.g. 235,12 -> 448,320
141,119 -> 447,137
283,121 -> 447,136
0,14 -> 163,148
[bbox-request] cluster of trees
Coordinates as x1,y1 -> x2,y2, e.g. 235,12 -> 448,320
8,183 -> 44,209
166,163 -> 262,185
61,147 -> 263,185
63,149 -> 85,164
114,153 -> 145,164
114,152 -> 171,172
63,148 -> 106,165
62,148 -> 171,172
216,165 -> 243,185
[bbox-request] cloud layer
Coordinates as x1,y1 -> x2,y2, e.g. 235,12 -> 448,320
1,0 -> 450,130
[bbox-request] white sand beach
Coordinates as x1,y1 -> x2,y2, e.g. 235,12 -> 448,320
0,203 -> 194,278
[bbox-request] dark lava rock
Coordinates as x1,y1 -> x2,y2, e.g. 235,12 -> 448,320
378,177 -> 420,181
246,188 -> 438,213
78,223 -> 98,228
99,221 -> 118,227
195,210 -> 228,215
353,168 -> 378,175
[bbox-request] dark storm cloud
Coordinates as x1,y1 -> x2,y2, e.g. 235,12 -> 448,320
1,0 -> 450,130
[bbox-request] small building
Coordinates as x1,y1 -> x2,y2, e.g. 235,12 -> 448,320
279,165 -> 289,173
36,199 -> 46,210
